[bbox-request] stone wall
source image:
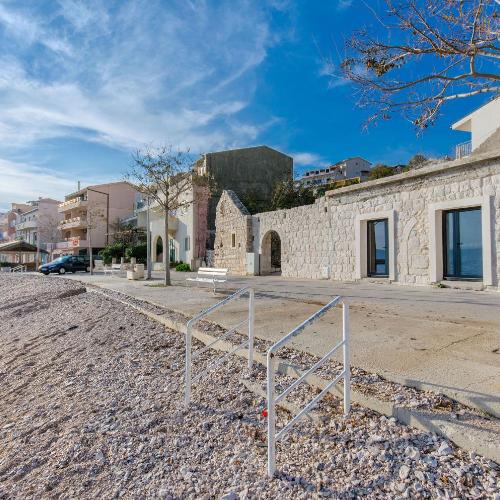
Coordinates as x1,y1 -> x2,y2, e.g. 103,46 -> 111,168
214,190 -> 253,275
214,150 -> 500,289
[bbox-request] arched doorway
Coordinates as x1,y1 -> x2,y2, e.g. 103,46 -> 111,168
260,230 -> 281,276
154,235 -> 163,263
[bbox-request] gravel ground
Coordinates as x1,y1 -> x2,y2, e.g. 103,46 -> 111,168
0,275 -> 498,499
90,287 -> 500,431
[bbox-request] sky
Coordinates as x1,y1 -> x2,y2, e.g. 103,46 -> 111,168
0,0 -> 490,211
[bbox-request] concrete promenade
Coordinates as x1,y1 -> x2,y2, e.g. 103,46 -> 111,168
62,271 -> 500,417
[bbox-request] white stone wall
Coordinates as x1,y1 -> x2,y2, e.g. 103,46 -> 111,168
215,152 -> 500,288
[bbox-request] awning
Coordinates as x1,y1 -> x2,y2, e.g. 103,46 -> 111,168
0,240 -> 48,254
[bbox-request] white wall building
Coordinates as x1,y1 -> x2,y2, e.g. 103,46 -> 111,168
300,157 -> 372,187
134,183 -> 209,271
452,97 -> 500,158
15,198 -> 62,262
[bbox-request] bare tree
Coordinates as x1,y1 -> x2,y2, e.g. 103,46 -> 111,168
126,145 -> 195,286
340,0 -> 499,128
36,213 -> 61,264
86,206 -> 105,275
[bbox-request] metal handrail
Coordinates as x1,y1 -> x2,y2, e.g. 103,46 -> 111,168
185,286 -> 255,406
266,296 -> 350,477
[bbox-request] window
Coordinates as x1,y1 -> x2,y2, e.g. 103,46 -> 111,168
367,219 -> 389,277
443,207 -> 482,279
184,236 -> 190,251
169,239 -> 176,263
231,233 -> 236,248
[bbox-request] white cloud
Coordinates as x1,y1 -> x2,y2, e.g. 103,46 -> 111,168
0,159 -> 110,209
293,152 -> 323,166
337,0 -> 353,10
0,0 -> 279,154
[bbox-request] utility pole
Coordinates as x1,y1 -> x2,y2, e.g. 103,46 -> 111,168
146,196 -> 152,280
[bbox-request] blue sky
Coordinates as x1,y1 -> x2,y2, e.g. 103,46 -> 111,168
0,0 -> 487,210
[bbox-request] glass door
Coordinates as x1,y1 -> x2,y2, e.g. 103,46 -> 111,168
443,207 -> 482,279
367,219 -> 389,277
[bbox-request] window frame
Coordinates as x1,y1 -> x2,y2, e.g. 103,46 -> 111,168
442,206 -> 483,280
367,218 -> 389,278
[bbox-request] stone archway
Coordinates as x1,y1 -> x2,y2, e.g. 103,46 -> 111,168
153,235 -> 163,263
260,230 -> 281,276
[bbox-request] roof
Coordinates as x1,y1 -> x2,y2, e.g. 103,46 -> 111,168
0,240 -> 48,253
452,96 -> 500,132
65,180 -> 134,199
205,145 -> 293,159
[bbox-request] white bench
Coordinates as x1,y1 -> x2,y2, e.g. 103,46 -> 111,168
186,267 -> 228,293
104,263 -> 125,276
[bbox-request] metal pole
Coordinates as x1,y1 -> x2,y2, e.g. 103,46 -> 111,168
343,302 -> 350,416
89,226 -> 93,276
185,323 -> 192,407
267,351 -> 276,477
146,197 -> 151,280
248,288 -> 255,371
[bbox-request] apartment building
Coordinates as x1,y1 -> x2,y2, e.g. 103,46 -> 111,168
300,157 -> 372,187
54,181 -> 137,257
0,203 -> 32,242
452,96 -> 500,158
15,198 -> 61,252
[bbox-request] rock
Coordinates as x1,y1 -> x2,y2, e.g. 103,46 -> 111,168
437,442 -> 453,456
220,493 -> 238,500
399,465 -> 411,481
405,446 -> 420,460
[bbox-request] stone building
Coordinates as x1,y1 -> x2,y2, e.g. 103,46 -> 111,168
193,145 -> 293,247
214,148 -> 500,290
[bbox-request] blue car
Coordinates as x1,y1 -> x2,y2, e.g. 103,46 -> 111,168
39,255 -> 90,275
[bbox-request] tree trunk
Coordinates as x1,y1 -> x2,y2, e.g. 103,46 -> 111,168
164,212 -> 171,286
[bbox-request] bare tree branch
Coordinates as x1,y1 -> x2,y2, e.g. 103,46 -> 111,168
338,0 -> 500,128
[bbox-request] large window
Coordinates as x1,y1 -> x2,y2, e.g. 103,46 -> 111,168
169,238 -> 176,263
367,219 -> 389,277
443,207 -> 482,279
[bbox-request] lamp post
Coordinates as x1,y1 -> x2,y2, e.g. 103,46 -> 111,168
86,188 -> 110,273
146,196 -> 152,280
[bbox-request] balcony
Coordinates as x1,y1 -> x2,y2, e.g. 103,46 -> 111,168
59,216 -> 87,230
55,237 -> 89,250
58,197 -> 88,213
15,219 -> 37,231
455,141 -> 472,159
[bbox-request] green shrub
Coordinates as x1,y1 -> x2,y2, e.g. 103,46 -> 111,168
0,262 -> 11,267
99,243 -> 126,265
125,244 -> 147,264
175,263 -> 191,272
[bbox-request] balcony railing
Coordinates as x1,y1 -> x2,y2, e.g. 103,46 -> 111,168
58,197 -> 88,212
59,216 -> 87,229
455,141 -> 472,159
15,219 -> 37,230
55,237 -> 88,249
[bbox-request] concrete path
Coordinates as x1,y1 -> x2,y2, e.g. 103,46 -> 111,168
61,271 -> 500,418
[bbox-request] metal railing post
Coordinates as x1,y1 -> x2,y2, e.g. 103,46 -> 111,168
343,302 -> 350,416
248,288 -> 255,371
267,351 -> 276,478
185,322 -> 192,407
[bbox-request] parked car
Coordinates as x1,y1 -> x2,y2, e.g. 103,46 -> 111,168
38,255 -> 90,275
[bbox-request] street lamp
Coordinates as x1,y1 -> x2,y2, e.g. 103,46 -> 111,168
86,188 -> 110,275
145,196 -> 152,280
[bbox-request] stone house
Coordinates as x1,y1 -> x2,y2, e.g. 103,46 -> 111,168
193,145 -> 293,248
214,148 -> 500,289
